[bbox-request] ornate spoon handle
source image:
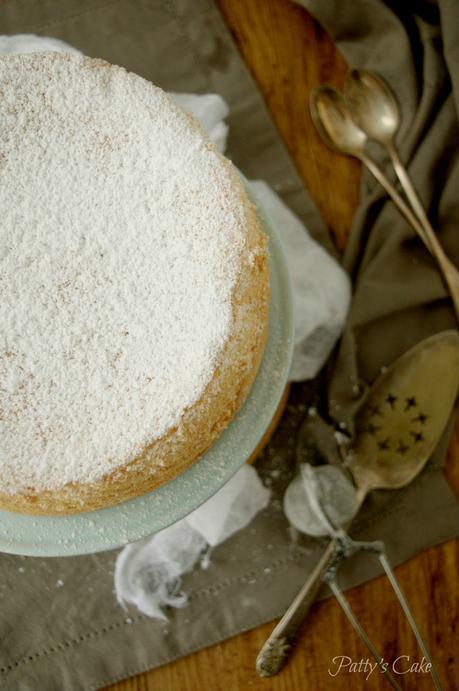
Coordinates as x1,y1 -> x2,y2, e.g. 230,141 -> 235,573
255,540 -> 336,677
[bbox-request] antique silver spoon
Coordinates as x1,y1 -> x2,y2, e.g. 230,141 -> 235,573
310,86 -> 428,248
344,69 -> 438,252
256,330 -> 459,678
310,86 -> 459,319
345,69 -> 459,314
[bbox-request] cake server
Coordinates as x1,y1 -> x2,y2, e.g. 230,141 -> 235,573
256,330 -> 459,677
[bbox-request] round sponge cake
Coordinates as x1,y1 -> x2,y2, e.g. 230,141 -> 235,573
0,52 -> 269,515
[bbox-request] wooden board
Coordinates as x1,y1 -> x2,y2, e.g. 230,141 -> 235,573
106,1 -> 459,689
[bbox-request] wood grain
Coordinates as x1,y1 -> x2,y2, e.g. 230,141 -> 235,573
219,0 -> 361,252
106,0 -> 459,689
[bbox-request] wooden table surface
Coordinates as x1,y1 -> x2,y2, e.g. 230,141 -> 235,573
107,1 -> 459,689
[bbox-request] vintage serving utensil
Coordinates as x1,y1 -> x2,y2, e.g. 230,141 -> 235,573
323,537 -> 441,691
309,86 -> 428,247
343,69 -> 435,249
293,462 -> 442,690
256,331 -> 459,677
310,86 -> 459,319
344,69 -> 459,318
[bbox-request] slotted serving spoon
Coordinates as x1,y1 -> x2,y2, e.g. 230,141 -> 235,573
350,330 -> 459,501
257,330 -> 459,677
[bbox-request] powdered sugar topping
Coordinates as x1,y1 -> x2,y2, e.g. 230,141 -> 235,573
0,53 -> 247,493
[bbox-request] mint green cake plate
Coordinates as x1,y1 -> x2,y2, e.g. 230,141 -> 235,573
0,183 -> 294,557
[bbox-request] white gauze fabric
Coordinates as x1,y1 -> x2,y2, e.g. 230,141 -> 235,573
0,33 -> 81,55
115,466 -> 270,618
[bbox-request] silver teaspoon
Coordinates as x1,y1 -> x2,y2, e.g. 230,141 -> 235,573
310,85 -> 459,320
345,69 -> 459,315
